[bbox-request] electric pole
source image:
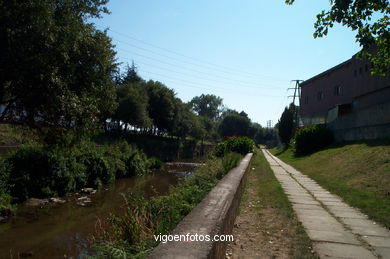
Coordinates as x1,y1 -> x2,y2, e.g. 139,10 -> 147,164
288,80 -> 303,127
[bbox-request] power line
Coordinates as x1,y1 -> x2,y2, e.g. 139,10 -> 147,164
97,25 -> 289,82
117,55 -> 283,90
115,45 -> 285,89
137,68 -> 284,98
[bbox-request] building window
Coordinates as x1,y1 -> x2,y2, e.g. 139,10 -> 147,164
317,91 -> 324,101
304,96 -> 309,104
334,85 -> 341,96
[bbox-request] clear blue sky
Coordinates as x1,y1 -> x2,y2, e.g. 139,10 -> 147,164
92,0 -> 360,127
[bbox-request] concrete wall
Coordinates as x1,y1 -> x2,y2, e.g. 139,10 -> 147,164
149,153 -> 253,259
328,101 -> 390,141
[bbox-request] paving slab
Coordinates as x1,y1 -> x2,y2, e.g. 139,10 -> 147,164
313,242 -> 376,259
292,203 -> 323,211
305,229 -> 360,245
362,236 -> 390,248
261,149 -> 383,259
374,247 -> 390,259
341,218 -> 390,237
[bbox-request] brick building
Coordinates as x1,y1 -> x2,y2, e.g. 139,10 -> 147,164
299,54 -> 390,141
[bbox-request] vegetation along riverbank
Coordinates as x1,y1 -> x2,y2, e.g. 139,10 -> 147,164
90,137 -> 254,258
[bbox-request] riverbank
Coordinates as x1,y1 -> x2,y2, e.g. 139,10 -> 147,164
0,161 -> 199,258
92,152 -> 242,258
271,140 -> 390,229
226,149 -> 317,258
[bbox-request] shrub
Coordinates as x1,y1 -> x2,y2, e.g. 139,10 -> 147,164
7,144 -> 85,200
8,144 -> 53,200
0,158 -> 12,216
93,153 -> 241,257
6,140 -> 154,202
102,141 -> 153,177
77,150 -> 115,188
294,125 -> 334,155
215,136 -> 255,157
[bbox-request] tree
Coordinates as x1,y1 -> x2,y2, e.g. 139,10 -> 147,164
113,83 -> 151,131
121,62 -> 143,85
285,0 -> 389,75
146,80 -> 176,134
0,0 -> 116,142
278,104 -> 295,144
218,113 -> 251,138
189,94 -> 223,121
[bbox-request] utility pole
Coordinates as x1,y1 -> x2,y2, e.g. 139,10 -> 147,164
266,120 -> 272,128
288,80 -> 304,127
288,80 -> 303,106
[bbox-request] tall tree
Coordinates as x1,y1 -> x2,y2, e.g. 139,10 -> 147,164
285,0 -> 389,75
121,62 -> 143,85
218,113 -> 251,138
0,0 -> 116,141
113,83 -> 151,130
189,94 -> 223,121
278,104 -> 295,144
146,80 -> 176,134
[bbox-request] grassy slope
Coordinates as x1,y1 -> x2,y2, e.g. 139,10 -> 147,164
271,140 -> 390,229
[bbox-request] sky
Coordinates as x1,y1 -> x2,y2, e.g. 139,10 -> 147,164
92,0 -> 361,127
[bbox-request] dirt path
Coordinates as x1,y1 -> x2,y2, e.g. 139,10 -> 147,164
226,151 -> 317,259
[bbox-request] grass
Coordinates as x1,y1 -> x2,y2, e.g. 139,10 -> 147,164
252,150 -> 317,258
91,152 -> 242,258
271,139 -> 390,229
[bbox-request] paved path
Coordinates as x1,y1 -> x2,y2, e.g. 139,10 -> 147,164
262,149 -> 390,259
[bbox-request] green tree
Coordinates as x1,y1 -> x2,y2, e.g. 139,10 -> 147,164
278,104 -> 295,144
218,113 -> 251,138
189,94 -> 223,121
121,62 -> 143,85
113,83 -> 151,131
0,0 -> 116,142
285,0 -> 389,75
146,80 -> 176,135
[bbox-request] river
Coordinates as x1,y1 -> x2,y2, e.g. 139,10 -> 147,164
0,162 -> 200,258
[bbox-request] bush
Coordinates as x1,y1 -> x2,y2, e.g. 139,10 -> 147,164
77,149 -> 115,188
215,136 -> 255,157
294,125 -> 334,155
93,153 -> 241,257
7,144 -> 85,200
6,141 -> 154,201
0,158 -> 12,216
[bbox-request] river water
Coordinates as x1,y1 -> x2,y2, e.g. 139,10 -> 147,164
0,162 -> 200,258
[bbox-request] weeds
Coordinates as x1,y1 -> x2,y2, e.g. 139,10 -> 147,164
91,153 -> 242,258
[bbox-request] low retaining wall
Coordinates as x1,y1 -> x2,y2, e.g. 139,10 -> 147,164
149,153 -> 253,259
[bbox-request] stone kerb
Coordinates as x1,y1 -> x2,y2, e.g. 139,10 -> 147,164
149,153 -> 253,259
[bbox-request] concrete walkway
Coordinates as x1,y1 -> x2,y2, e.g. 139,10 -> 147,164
262,149 -> 390,259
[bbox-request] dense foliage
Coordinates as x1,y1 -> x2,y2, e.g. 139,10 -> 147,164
278,103 -> 297,145
0,158 -> 12,216
285,0 -> 390,76
0,0 -> 116,142
6,141 -> 158,201
293,125 -> 334,155
189,94 -> 223,121
92,152 -> 242,258
215,136 -> 255,157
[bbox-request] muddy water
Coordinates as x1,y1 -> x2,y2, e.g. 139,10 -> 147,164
0,162 -> 200,258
